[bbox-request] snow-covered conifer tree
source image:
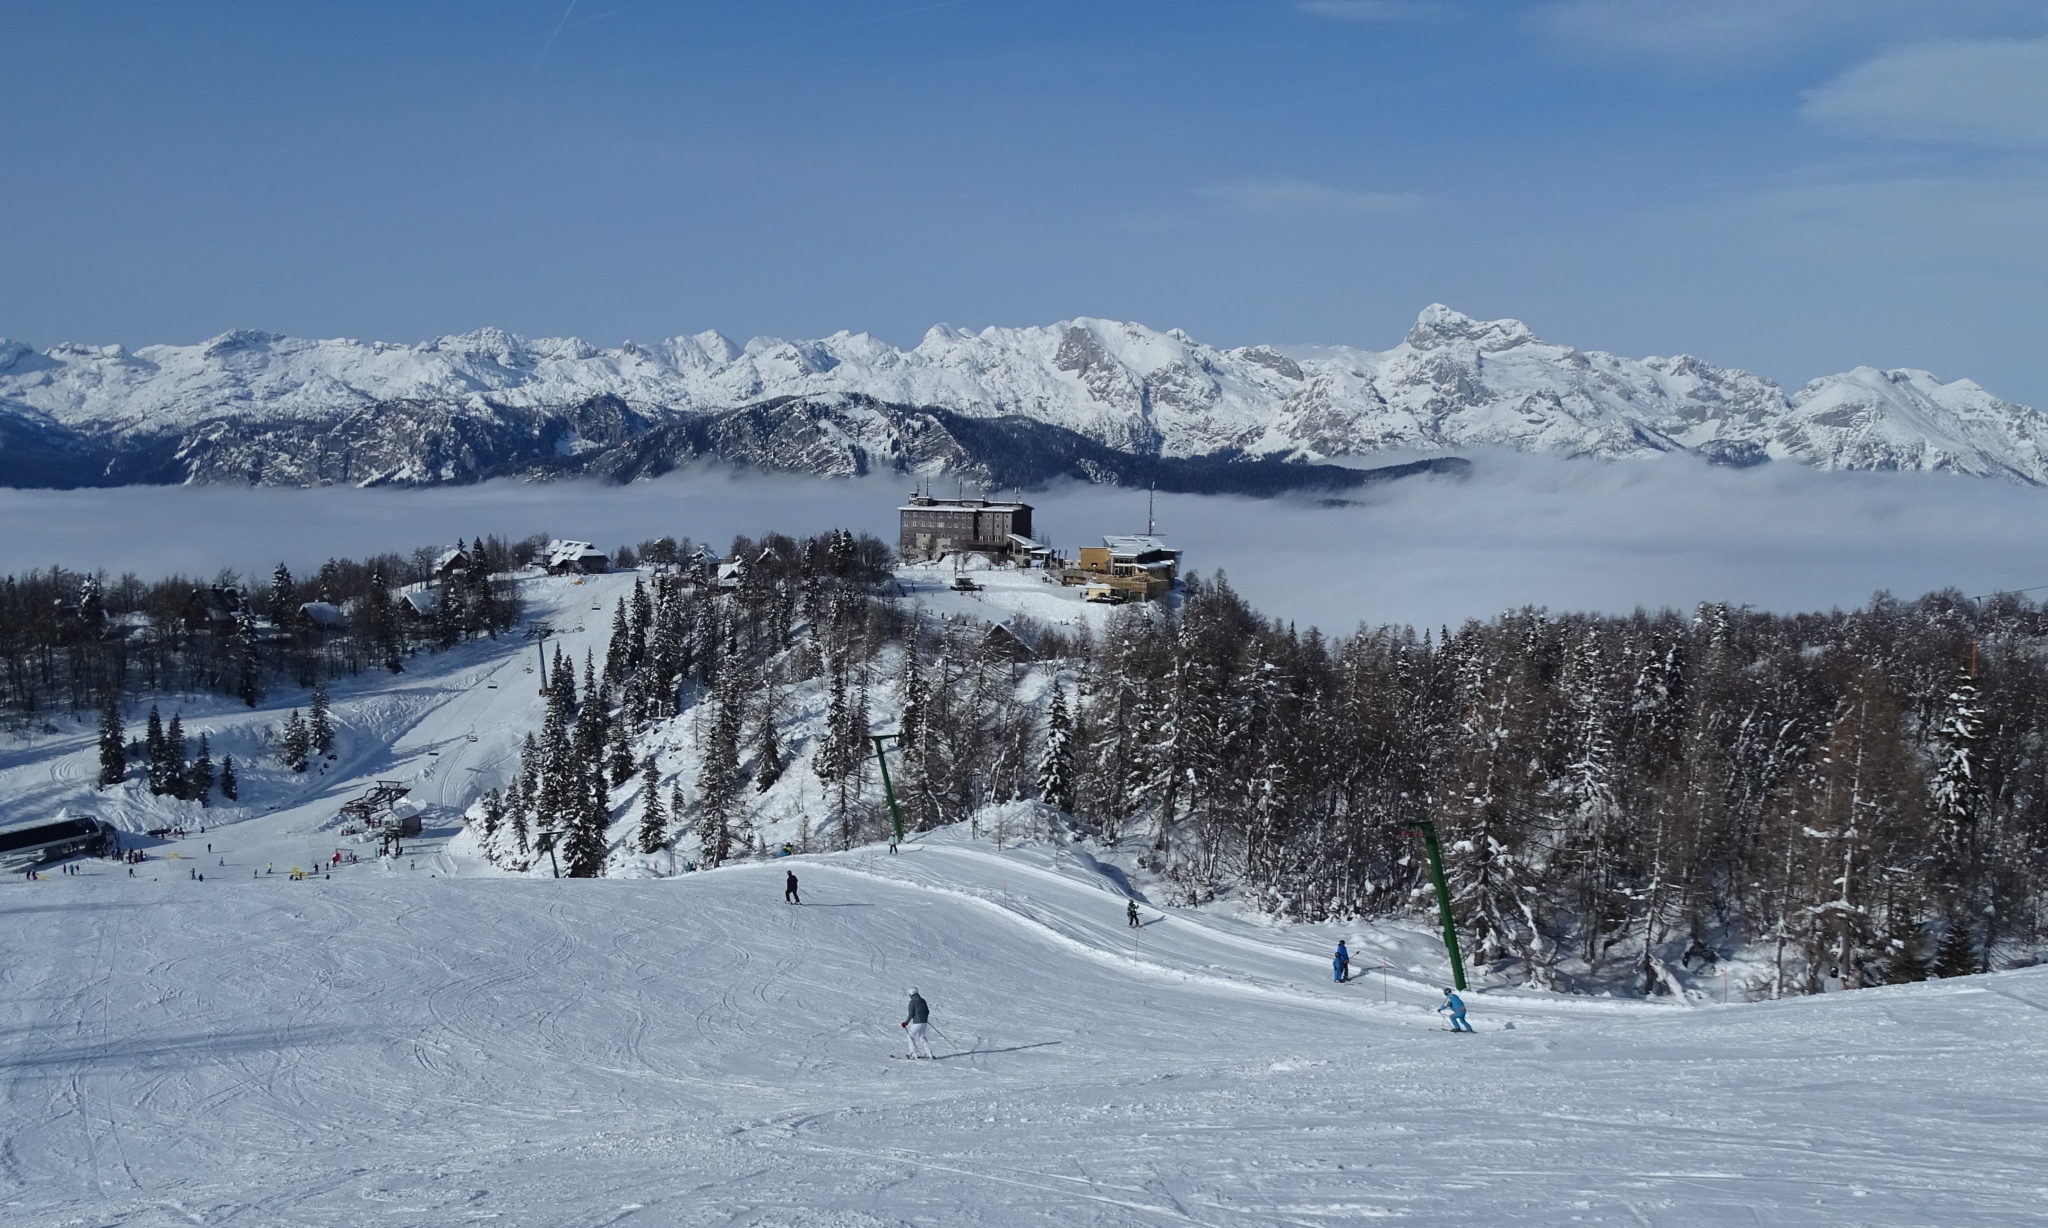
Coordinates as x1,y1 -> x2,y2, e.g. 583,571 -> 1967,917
280,709 -> 311,773
752,688 -> 784,794
233,609 -> 264,705
164,715 -> 189,799
476,786 -> 504,843
309,678 -> 335,758
1929,667 -> 1985,891
266,563 -> 295,627
187,734 -> 214,805
636,757 -> 668,854
144,705 -> 167,794
697,666 -> 747,865
1037,685 -> 1075,813
97,690 -> 124,788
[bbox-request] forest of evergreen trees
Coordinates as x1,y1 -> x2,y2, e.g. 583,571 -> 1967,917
11,520 -> 2043,998
468,526 -> 2047,999
0,536 -> 527,726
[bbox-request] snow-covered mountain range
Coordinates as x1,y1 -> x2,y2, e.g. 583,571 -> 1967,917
2,305 -> 2044,488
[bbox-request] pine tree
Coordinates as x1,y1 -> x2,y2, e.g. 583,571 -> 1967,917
604,599 -> 632,686
96,690 -> 124,788
145,705 -> 167,794
477,787 -> 505,841
508,746 -> 533,857
233,609 -> 264,706
219,754 -> 238,800
575,680 -> 614,794
562,767 -> 610,878
628,578 -> 653,667
607,703 -> 636,789
1037,685 -> 1075,813
1933,919 -> 1980,978
637,757 -> 668,854
78,573 -> 105,629
533,699 -> 576,848
752,692 -> 783,794
281,709 -> 311,773
165,714 -> 189,799
309,678 -> 335,758
1928,667 -> 1985,898
266,563 -> 295,626
1882,916 -> 1930,984
697,667 -> 747,866
188,734 -> 215,806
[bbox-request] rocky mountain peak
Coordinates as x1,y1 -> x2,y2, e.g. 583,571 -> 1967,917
2,308 -> 2043,488
1403,304 -> 1539,353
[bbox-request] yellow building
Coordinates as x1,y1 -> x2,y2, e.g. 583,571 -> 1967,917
1066,534 -> 1181,602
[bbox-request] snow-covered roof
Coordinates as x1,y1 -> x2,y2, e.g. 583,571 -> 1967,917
1103,535 -> 1177,558
401,589 -> 440,615
1007,533 -> 1052,552
298,601 -> 347,627
543,539 -> 606,568
432,547 -> 469,571
899,501 -> 1029,514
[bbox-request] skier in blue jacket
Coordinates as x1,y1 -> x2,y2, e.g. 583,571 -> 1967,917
1333,941 -> 1351,983
1439,987 -> 1474,1032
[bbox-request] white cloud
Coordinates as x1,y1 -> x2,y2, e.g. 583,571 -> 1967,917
6,458 -> 2047,636
1690,169 -> 2048,275
1534,0 -> 2043,68
1197,178 -> 1424,216
1803,38 -> 2048,148
1295,1 -> 1432,21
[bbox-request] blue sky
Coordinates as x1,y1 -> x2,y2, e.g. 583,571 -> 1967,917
3,0 -> 2044,405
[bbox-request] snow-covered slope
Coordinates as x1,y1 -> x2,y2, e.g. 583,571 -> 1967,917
6,570 -> 2048,1223
8,828 -> 2048,1225
4,307 -> 2046,486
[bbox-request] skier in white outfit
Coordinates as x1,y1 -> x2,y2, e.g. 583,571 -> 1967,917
902,988 -> 936,1059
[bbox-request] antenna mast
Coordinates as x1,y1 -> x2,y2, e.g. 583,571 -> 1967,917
1146,481 -> 1156,537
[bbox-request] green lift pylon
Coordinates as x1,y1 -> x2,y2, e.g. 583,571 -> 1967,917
1412,817 -> 1468,991
870,733 -> 905,846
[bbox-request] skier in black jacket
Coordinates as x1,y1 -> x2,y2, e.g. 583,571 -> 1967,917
785,870 -> 800,904
902,988 -> 935,1059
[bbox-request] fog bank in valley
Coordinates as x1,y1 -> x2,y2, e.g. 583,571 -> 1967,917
3,454 -> 2042,633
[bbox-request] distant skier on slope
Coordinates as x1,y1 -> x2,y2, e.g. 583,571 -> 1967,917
1334,941 -> 1351,983
902,988 -> 936,1059
1126,899 -> 1141,928
1439,987 -> 1474,1032
785,870 -> 800,905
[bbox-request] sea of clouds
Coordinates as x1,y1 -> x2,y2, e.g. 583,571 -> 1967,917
3,453 -> 2043,633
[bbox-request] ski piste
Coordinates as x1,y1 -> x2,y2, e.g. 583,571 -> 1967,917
6,660 -> 2046,1228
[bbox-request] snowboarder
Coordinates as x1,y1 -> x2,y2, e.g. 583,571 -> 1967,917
1334,941 -> 1351,983
1439,987 -> 1474,1032
902,988 -> 935,1059
1126,899 -> 1141,928
785,870 -> 800,905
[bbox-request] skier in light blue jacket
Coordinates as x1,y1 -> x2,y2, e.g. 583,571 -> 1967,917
1333,941 -> 1351,983
1439,987 -> 1474,1032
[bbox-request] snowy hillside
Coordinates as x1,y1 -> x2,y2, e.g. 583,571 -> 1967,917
7,565 -> 2048,1222
3,306 -> 2046,486
8,823 -> 2048,1224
